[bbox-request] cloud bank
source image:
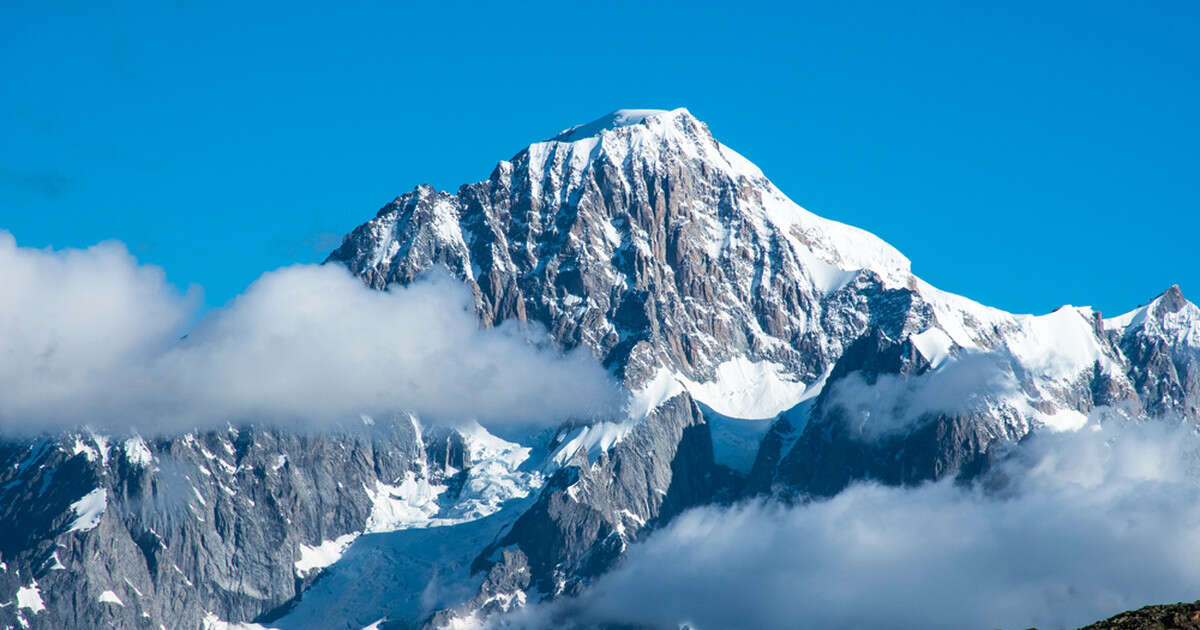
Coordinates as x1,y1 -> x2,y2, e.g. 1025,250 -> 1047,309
495,421 -> 1200,630
0,232 -> 623,434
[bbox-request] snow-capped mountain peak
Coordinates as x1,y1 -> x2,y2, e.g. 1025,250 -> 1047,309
1106,285 -> 1200,346
551,108 -> 678,142
330,108 -> 916,396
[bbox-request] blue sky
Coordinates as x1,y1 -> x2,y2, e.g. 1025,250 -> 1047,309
2,0 -> 1197,316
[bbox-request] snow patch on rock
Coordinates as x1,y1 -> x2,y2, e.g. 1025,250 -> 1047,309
295,533 -> 360,578
16,581 -> 44,614
68,487 -> 106,532
123,436 -> 154,468
201,612 -> 277,630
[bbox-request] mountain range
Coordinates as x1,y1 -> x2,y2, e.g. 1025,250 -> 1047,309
1,108 -> 1197,630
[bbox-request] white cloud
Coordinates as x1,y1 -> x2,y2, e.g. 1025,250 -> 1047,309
0,232 -> 623,434
824,353 -> 1019,438
494,421 -> 1200,630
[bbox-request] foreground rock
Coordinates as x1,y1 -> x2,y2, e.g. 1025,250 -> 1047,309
1078,601 -> 1200,630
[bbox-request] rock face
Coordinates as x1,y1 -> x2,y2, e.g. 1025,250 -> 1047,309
327,108 -> 912,389
4,109 -> 1200,629
0,420 -> 525,629
475,393 -> 718,599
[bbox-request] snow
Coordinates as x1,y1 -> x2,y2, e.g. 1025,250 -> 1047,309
682,357 -> 821,420
703,406 -> 775,474
554,107 -> 916,295
295,533 -> 359,578
98,590 -> 124,606
554,109 -> 670,142
609,358 -> 830,471
583,357 -> 829,470
908,278 -> 1015,352
16,581 -> 44,614
550,421 -> 636,467
123,436 -> 154,467
911,327 -> 955,368
68,487 -> 107,532
1155,303 -> 1200,346
797,247 -> 860,294
92,432 -> 110,466
70,436 -> 99,462
1006,306 -> 1108,381
446,422 -> 542,520
754,179 -> 913,291
626,369 -> 686,419
270,502 -> 531,630
630,358 -> 823,423
289,420 -> 541,585
715,142 -> 766,180
270,421 -> 549,630
1103,306 -> 1141,332
363,475 -> 444,533
1039,407 -> 1090,432
201,613 -> 278,630
47,551 -> 65,570
172,564 -> 194,587
1106,290 -> 1200,347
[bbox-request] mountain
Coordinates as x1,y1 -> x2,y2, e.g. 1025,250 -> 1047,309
2,108 -> 1199,629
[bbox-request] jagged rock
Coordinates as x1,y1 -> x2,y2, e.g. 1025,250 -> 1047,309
474,393 -> 716,599
0,420 -> 444,629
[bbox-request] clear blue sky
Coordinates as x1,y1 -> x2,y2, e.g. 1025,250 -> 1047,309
2,0 -> 1197,316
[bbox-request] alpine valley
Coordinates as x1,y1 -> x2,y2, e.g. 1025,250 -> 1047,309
3,109 -> 1199,630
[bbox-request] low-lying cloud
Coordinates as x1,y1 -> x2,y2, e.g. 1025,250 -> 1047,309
0,231 -> 623,434
825,353 -> 1019,438
494,421 -> 1200,630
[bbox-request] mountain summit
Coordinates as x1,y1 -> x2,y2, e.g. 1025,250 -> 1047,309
328,107 -> 913,407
